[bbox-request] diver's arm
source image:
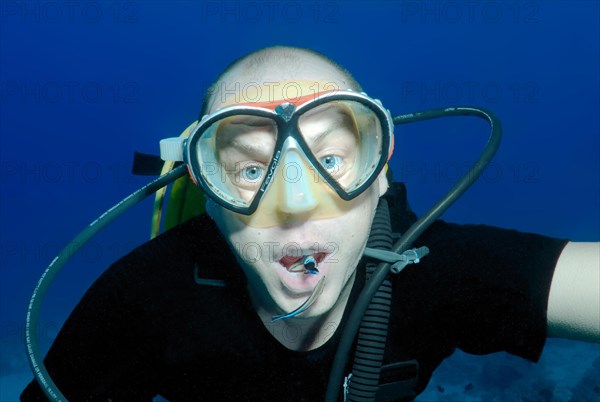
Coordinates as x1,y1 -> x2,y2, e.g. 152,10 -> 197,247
547,241 -> 600,342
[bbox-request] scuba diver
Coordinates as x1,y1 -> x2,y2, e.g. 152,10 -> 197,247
21,46 -> 599,401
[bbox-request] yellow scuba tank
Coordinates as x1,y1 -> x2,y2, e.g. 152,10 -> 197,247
150,121 -> 205,239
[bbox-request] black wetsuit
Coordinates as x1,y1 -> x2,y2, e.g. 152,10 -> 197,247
21,185 -> 568,401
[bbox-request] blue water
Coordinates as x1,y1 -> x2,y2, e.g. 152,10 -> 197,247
1,1 -> 598,401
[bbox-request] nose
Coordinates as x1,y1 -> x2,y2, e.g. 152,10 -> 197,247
277,149 -> 318,214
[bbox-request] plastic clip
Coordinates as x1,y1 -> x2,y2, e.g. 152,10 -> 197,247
363,246 -> 429,274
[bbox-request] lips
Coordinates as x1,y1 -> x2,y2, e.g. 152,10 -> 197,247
278,252 -> 328,271
275,251 -> 328,297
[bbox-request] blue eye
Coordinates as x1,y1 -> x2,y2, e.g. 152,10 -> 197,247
321,155 -> 342,171
242,165 -> 263,182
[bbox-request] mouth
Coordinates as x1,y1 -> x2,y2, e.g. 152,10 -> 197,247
275,250 -> 330,297
278,252 -> 328,273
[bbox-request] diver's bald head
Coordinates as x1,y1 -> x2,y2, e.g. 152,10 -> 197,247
201,46 -> 361,115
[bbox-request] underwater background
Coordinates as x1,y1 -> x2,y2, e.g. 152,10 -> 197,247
1,1 -> 598,401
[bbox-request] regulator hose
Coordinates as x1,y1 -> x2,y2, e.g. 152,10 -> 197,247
325,106 -> 502,401
25,165 -> 188,401
347,198 -> 394,401
25,106 -> 501,402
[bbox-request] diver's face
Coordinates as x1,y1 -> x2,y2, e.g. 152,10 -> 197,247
205,70 -> 388,319
208,176 -> 384,317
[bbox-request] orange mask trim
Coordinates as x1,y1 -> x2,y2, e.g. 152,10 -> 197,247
232,90 -> 339,110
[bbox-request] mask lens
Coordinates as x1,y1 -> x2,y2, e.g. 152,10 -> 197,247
192,114 -> 278,208
297,100 -> 384,194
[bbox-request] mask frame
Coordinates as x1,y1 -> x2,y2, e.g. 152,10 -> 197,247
184,90 -> 394,215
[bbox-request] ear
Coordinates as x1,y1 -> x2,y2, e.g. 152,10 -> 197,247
376,168 -> 389,197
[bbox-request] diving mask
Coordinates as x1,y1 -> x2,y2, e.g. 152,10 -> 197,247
160,90 -> 394,226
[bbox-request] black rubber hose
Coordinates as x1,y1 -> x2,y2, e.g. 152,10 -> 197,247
347,199 -> 394,401
325,106 -> 502,402
25,165 -> 188,402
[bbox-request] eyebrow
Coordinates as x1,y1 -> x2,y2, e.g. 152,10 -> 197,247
302,108 -> 358,146
228,138 -> 272,156
308,125 -> 335,147
217,130 -> 276,161
216,118 -> 276,154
